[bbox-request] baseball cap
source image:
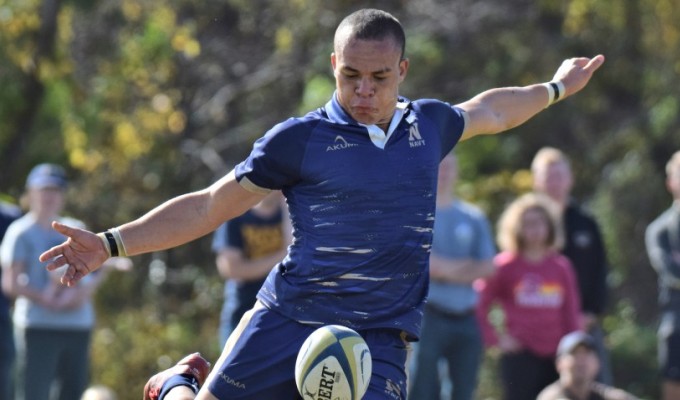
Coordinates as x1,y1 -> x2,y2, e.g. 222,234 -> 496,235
557,331 -> 597,357
26,163 -> 67,190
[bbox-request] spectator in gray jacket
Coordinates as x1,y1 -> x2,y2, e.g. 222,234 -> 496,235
646,150 -> 680,400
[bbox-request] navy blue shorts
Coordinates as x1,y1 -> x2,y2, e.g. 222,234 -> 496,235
659,312 -> 680,381
204,302 -> 409,399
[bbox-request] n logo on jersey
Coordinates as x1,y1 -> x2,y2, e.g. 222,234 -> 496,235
409,124 -> 425,148
327,135 -> 359,151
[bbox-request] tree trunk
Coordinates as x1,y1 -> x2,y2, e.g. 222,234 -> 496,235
0,0 -> 62,188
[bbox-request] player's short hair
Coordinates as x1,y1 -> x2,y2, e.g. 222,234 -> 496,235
531,147 -> 572,175
334,9 -> 406,60
666,151 -> 680,177
496,192 -> 564,253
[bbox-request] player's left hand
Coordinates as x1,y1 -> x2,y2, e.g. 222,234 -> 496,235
552,54 -> 605,99
39,221 -> 110,286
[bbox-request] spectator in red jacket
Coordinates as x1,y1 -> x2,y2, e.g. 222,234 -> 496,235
477,193 -> 582,400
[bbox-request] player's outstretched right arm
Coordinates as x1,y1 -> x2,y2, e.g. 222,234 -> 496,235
40,170 -> 266,286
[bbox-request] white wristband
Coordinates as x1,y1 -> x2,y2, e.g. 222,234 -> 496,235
109,227 -> 129,257
543,81 -> 566,108
543,83 -> 556,107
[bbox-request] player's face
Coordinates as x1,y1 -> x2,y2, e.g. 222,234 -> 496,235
331,37 -> 408,129
533,161 -> 573,204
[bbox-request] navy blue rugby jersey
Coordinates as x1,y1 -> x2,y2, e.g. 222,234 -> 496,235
234,93 -> 466,338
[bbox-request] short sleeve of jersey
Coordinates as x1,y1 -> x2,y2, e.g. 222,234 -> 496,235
411,99 -> 466,159
234,117 -> 316,192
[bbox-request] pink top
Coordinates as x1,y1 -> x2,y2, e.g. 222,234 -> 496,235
476,251 -> 582,357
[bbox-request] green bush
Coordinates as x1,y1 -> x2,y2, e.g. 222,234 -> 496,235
606,300 -> 660,399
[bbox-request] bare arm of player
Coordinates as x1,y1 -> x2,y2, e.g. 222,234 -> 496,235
40,170 -> 266,286
457,55 -> 605,140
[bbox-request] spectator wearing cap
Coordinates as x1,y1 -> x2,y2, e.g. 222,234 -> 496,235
0,164 -> 129,400
537,331 -> 639,400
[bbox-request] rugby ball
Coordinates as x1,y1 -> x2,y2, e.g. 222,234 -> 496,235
295,325 -> 372,400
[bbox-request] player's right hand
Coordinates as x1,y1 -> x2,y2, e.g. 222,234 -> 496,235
39,221 -> 109,286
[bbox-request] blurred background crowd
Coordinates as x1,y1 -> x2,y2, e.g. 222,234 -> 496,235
1,0 -> 680,398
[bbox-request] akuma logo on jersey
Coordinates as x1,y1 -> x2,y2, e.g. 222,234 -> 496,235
327,135 -> 359,151
409,124 -> 425,148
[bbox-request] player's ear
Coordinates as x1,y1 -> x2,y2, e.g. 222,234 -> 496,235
398,58 -> 409,83
331,53 -> 337,71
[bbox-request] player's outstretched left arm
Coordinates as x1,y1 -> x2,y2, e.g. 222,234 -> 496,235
457,54 -> 605,140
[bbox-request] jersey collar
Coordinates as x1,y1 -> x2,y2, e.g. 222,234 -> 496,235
325,93 -> 413,149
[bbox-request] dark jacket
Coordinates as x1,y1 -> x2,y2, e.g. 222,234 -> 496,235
562,201 -> 609,315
